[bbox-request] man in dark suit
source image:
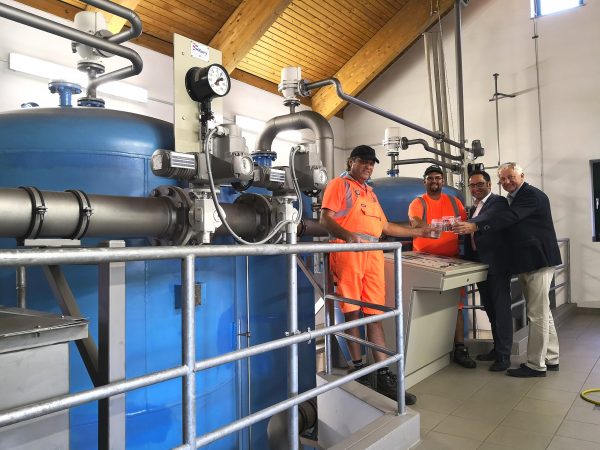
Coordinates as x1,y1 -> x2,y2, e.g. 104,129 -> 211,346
462,171 -> 512,371
455,162 -> 561,377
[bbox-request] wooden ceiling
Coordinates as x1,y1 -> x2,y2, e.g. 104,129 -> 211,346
16,0 -> 455,118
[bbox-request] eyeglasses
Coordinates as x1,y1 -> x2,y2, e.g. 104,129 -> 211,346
425,176 -> 443,181
468,182 -> 486,189
499,175 -> 518,183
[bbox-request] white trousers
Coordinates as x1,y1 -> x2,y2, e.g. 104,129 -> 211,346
519,266 -> 560,371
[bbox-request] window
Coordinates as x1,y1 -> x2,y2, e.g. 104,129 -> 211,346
531,0 -> 585,18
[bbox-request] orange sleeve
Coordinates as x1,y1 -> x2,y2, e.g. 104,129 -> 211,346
407,198 -> 424,221
321,178 -> 345,213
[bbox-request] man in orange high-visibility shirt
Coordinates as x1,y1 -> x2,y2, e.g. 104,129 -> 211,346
321,145 -> 434,406
408,165 -> 476,369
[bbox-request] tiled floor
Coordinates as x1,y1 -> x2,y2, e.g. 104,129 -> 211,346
409,311 -> 600,449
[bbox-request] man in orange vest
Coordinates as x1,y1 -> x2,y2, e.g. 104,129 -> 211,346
408,165 -> 477,369
320,145 -> 434,406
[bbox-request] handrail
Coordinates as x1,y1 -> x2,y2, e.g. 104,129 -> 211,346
467,238 -> 571,339
0,242 -> 405,449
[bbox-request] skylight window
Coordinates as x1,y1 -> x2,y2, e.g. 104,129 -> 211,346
531,0 -> 585,18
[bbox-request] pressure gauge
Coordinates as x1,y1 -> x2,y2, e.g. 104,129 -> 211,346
185,64 -> 231,102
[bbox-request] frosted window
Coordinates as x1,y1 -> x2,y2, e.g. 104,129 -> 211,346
531,0 -> 584,17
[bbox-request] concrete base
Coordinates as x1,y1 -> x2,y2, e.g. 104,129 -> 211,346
317,372 -> 420,450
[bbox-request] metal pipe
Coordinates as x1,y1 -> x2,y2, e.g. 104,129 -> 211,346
182,255 -> 196,447
0,366 -> 187,428
0,302 -> 398,430
0,242 -> 402,267
84,0 -> 142,44
334,332 -> 395,356
286,231 -> 299,450
402,138 -> 463,161
194,309 -> 398,372
394,248 -> 406,415
301,78 -> 463,149
255,110 -> 334,175
15,266 -> 26,308
323,255 -> 333,374
393,158 -> 460,171
189,357 -> 399,449
454,0 -> 465,148
245,256 -> 252,448
0,2 -> 143,91
0,188 -> 176,239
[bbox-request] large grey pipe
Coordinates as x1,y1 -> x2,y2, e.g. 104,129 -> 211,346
0,188 -> 324,242
267,399 -> 317,450
255,110 -> 334,175
0,1 -> 143,92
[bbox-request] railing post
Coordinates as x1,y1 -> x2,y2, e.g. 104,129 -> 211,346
323,254 -> 334,375
287,230 -> 299,450
182,255 -> 196,448
98,240 -> 127,450
393,248 -> 406,414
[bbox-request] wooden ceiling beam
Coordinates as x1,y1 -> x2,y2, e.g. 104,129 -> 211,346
210,0 -> 293,74
310,0 -> 455,119
85,0 -> 142,34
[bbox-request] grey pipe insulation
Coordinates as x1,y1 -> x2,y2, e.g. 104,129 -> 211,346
267,399 -> 317,450
0,187 -> 327,244
255,110 -> 335,176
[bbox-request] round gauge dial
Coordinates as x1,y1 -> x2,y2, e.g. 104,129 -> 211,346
185,64 -> 231,102
207,65 -> 230,97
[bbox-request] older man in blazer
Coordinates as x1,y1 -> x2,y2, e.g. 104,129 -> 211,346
462,170 -> 513,371
454,162 -> 561,377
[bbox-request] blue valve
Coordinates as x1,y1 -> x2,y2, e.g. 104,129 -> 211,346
48,81 -> 82,107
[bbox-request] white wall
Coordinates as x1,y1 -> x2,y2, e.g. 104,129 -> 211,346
345,0 -> 600,307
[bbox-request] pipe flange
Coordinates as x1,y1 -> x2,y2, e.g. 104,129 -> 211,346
149,185 -> 193,246
234,193 -> 273,242
18,186 -> 47,241
65,189 -> 93,240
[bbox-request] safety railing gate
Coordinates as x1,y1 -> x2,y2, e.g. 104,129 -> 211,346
0,242 -> 406,450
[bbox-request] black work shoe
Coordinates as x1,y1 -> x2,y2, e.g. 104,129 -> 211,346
476,349 -> 497,361
489,355 -> 511,372
506,363 -> 546,378
356,373 -> 374,388
453,347 -> 477,368
376,370 -> 417,405
546,363 -> 559,371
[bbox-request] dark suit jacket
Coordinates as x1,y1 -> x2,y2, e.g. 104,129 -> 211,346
464,193 -> 510,275
471,182 -> 562,275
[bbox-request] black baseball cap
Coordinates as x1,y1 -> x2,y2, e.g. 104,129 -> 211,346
350,145 -> 379,163
423,165 -> 443,177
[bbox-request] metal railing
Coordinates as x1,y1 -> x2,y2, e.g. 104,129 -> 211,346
0,241 -> 405,450
466,238 -> 571,338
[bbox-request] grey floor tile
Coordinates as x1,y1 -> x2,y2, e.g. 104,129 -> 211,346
557,419 -> 600,443
484,425 -> 553,450
414,408 -> 447,433
565,404 -> 600,425
547,435 -> 600,450
451,399 -> 514,424
411,431 -> 481,450
513,396 -> 571,417
525,383 -> 578,404
433,415 -> 496,441
500,409 -> 564,435
409,393 -> 465,415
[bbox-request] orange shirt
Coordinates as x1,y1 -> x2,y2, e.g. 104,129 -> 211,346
322,176 -> 388,238
408,193 -> 466,257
